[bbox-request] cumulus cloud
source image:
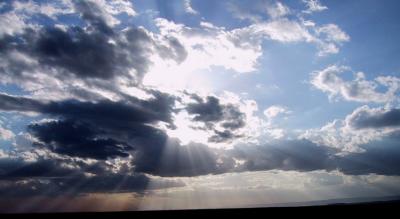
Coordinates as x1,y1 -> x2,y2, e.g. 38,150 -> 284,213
302,105 -> 400,153
151,18 -> 263,75
0,92 -> 246,176
346,106 -> 400,129
185,95 -> 246,143
0,0 -> 397,201
227,1 -> 348,57
0,92 -> 177,160
311,65 -> 400,103
0,0 -> 187,102
7,92 -> 396,178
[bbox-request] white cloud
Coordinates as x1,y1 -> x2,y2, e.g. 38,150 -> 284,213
0,125 -> 15,140
227,2 -> 261,22
311,65 -> 400,103
302,0 -> 328,14
184,0 -> 198,15
228,2 -> 348,56
147,16 -> 344,92
144,2 -> 349,91
266,2 -> 290,19
301,105 -> 400,153
1,0 -> 136,33
264,105 -> 291,119
237,18 -> 315,43
317,24 -> 350,43
86,0 -> 137,26
0,11 -> 28,37
0,0 -> 76,37
143,18 -> 265,91
12,0 -> 74,19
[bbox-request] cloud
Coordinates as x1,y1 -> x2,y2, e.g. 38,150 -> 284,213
234,18 -> 314,44
346,106 -> 400,130
231,136 -> 400,176
302,0 -> 328,14
143,2 -> 349,91
29,120 -> 133,160
266,2 -> 290,19
231,139 -> 336,172
0,11 -> 29,37
152,18 -> 263,75
0,0 -> 186,102
302,105 -> 400,153
185,94 -> 248,143
134,139 -> 232,177
310,65 -> 400,103
227,1 -> 348,57
0,125 -> 14,140
0,93 -> 45,112
0,92 -> 177,160
0,92 -> 176,124
11,0 -> 74,19
314,24 -> 350,56
184,0 -> 198,15
2,21 -> 152,81
336,133 -> 400,175
264,105 -> 291,119
0,156 -> 184,197
317,24 -> 350,43
1,0 -> 399,201
0,92 -> 241,176
2,92 -> 367,178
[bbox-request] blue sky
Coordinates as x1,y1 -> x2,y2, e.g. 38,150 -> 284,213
0,0 -> 400,212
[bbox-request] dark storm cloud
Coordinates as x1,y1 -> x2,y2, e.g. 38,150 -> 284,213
348,107 -> 400,129
231,139 -> 337,172
230,137 -> 400,176
187,96 -> 224,122
34,27 -> 124,79
336,132 -> 400,175
0,92 -> 176,160
0,0 -> 187,85
3,92 -> 400,177
186,95 -> 246,143
0,175 -> 147,197
134,138 -> 231,177
0,92 -> 176,124
29,120 -> 132,160
0,172 -> 184,197
0,92 -> 230,177
0,93 -> 45,112
0,150 -> 185,197
0,156 -> 79,179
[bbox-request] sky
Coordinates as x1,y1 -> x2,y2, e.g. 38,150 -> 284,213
1,0 -> 400,213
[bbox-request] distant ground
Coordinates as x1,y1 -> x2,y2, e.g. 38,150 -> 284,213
2,198 -> 400,216
246,195 -> 400,208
